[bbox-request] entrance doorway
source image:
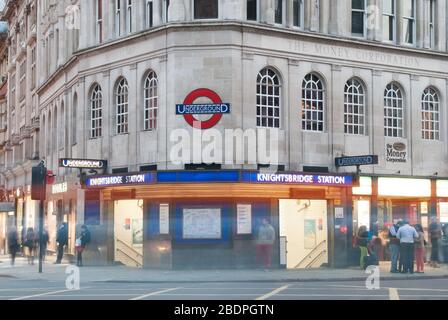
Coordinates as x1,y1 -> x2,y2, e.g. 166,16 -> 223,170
113,200 -> 144,267
279,199 -> 328,269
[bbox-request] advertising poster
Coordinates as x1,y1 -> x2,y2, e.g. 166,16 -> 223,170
183,208 -> 221,239
304,219 -> 317,249
237,204 -> 252,234
159,203 -> 170,234
132,219 -> 143,245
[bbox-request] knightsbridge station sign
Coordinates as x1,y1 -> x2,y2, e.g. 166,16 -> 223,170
59,158 -> 107,169
84,171 -> 353,188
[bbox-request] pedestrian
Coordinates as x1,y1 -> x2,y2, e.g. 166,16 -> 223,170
256,218 -> 275,270
75,225 -> 91,267
428,217 -> 442,268
55,222 -> 68,264
24,228 -> 37,265
7,226 -> 19,266
414,224 -> 426,273
396,220 -> 418,274
356,226 -> 369,270
37,227 -> 50,262
388,220 -> 403,273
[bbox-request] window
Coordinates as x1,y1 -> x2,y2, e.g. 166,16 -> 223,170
19,60 -> 26,101
165,0 -> 170,22
382,0 -> 395,42
115,0 -> 121,36
55,29 -> 59,63
429,0 -> 435,48
115,78 -> 129,134
384,83 -> 404,137
60,102 -> 65,150
72,93 -> 77,144
194,0 -> 218,19
90,85 -> 102,138
53,107 -> 58,151
145,0 -> 153,28
344,79 -> 365,135
10,72 -> 15,108
31,46 -> 36,90
143,71 -> 158,131
247,0 -> 257,21
421,87 -> 439,140
293,0 -> 304,28
402,0 -> 415,44
274,0 -> 283,24
97,0 -> 103,43
352,0 -> 366,36
302,74 -> 325,132
256,68 -> 281,128
47,111 -> 51,155
126,0 -> 133,33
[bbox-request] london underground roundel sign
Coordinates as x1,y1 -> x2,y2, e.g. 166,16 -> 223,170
176,88 -> 231,129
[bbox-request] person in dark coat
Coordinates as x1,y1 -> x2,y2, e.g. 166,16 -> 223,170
75,225 -> 91,267
7,226 -> 19,266
24,227 -> 37,265
55,223 -> 68,264
37,227 -> 50,262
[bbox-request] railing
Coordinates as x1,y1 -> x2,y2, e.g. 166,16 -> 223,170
115,238 -> 143,268
294,240 -> 327,269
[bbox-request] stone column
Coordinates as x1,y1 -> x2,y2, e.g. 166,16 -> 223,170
331,65 -> 345,164
288,59 -> 301,170
320,0 -> 330,34
168,0 -> 186,22
153,0 -> 163,26
416,0 -> 424,48
261,0 -> 275,25
309,0 -> 320,32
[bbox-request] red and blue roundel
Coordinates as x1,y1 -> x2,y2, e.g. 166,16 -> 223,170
176,88 -> 231,129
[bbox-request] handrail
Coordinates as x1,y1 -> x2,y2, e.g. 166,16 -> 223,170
305,249 -> 327,269
116,238 -> 143,258
116,248 -> 142,268
294,240 -> 327,269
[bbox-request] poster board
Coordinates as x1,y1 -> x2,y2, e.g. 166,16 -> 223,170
304,219 -> 317,249
132,219 -> 143,246
237,204 -> 252,234
183,208 -> 221,239
159,203 -> 170,234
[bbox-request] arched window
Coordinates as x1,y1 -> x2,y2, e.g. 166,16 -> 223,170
421,87 -> 440,140
116,78 -> 129,134
53,107 -> 58,151
143,71 -> 158,131
384,83 -> 403,137
302,73 -> 325,132
47,111 -> 51,155
90,85 -> 103,138
344,79 -> 365,135
60,101 -> 65,150
256,68 -> 281,128
72,93 -> 77,145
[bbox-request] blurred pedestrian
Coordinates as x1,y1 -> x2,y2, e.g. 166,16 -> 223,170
24,227 -> 36,265
256,218 -> 275,270
37,226 -> 50,262
429,217 -> 442,268
396,220 -> 418,274
55,222 -> 68,264
389,220 -> 403,273
414,224 -> 426,273
356,226 -> 369,270
7,226 -> 19,266
75,225 -> 91,267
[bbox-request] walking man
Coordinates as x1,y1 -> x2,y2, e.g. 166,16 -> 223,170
396,220 -> 418,274
256,218 -> 276,270
429,217 -> 442,268
55,222 -> 68,264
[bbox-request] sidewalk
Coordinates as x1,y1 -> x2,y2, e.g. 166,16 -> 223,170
1,256 -> 448,283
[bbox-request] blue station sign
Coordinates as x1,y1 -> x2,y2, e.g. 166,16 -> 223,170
241,172 -> 353,187
335,155 -> 378,167
85,172 -> 156,187
176,103 -> 231,115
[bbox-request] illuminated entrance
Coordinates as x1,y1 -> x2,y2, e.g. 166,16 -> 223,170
279,199 -> 328,269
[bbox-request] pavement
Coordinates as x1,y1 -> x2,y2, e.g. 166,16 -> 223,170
1,254 -> 448,283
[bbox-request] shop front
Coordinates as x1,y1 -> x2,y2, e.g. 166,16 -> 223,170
0,202 -> 15,255
84,170 -> 355,270
351,175 -> 448,264
45,177 -> 78,256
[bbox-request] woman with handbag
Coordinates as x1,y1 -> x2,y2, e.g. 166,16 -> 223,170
75,225 -> 91,267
